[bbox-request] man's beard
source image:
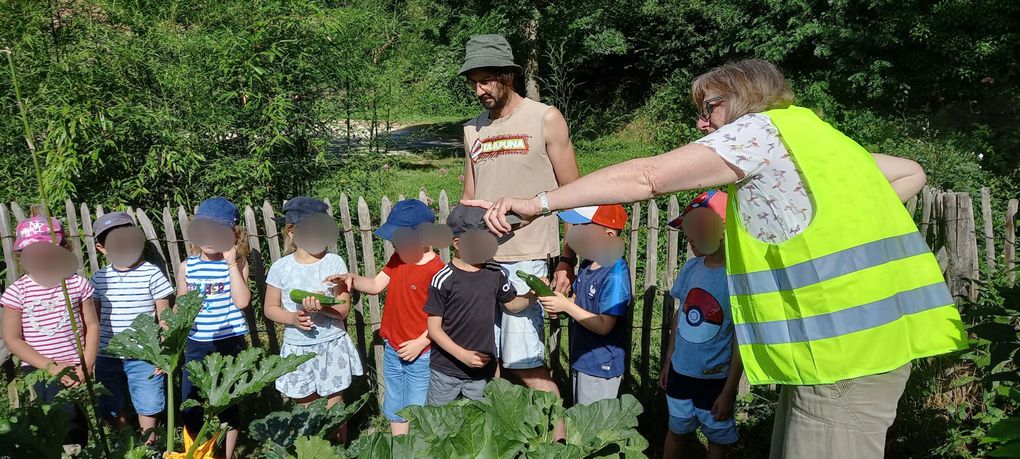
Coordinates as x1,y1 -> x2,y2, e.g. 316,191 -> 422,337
479,87 -> 508,110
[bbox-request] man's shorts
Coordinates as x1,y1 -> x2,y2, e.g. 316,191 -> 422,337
496,259 -> 548,370
666,367 -> 738,445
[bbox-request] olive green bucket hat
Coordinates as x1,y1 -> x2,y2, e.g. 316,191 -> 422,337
458,34 -> 524,76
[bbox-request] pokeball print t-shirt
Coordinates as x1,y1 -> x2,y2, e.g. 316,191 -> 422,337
669,257 -> 734,379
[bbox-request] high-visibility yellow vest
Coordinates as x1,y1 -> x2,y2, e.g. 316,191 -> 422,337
725,106 -> 967,385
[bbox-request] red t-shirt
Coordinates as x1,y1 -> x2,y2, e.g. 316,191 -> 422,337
379,252 -> 445,348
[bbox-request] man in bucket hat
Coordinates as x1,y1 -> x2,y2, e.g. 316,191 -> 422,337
458,34 -> 579,431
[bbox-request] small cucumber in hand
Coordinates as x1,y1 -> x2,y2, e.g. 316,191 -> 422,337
290,289 -> 345,306
516,270 -> 566,319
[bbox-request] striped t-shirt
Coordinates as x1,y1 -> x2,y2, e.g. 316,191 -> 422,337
92,261 -> 175,353
185,255 -> 249,341
0,274 -> 94,366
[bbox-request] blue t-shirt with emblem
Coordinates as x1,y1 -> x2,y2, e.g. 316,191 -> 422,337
669,257 -> 733,379
570,258 -> 631,379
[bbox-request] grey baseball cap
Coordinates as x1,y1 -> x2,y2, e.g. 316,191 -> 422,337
459,34 -> 524,76
93,211 -> 135,239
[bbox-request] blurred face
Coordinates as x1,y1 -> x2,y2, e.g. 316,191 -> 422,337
188,220 -> 236,254
696,92 -> 727,134
682,208 -> 725,257
565,224 -> 624,267
292,214 -> 339,255
467,69 -> 512,111
97,226 -> 145,267
20,242 -> 78,287
453,230 -> 498,265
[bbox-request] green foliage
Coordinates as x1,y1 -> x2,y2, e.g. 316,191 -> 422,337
106,290 -> 203,374
181,347 -> 313,456
105,289 -> 204,453
358,379 -> 649,458
249,392 -> 369,450
0,387 -> 73,457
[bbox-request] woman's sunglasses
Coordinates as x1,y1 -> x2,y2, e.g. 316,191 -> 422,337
699,96 -> 725,121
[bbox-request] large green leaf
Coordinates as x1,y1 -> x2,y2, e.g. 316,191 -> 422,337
183,347 -> 313,415
476,378 -> 561,448
346,431 -> 424,458
249,392 -> 369,449
564,394 -> 647,456
399,402 -> 470,441
294,436 -> 344,459
104,290 -> 204,372
522,442 -> 586,459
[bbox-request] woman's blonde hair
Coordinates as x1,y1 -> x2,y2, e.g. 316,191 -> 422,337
691,58 -> 795,124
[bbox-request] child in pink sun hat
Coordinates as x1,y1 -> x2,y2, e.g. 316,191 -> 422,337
2,216 -> 99,442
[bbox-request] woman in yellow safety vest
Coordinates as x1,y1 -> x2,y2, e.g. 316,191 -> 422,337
468,59 -> 966,459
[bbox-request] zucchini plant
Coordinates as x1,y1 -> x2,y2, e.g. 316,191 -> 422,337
347,378 -> 649,458
105,290 -> 204,453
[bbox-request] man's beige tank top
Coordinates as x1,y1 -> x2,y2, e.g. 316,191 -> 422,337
464,97 -> 560,262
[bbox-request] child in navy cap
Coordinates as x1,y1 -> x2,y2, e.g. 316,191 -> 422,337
177,197 -> 251,456
264,196 -> 362,439
326,199 -> 444,436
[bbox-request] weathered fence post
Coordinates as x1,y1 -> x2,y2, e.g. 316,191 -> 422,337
1006,199 -> 1018,286
981,187 -> 995,271
639,201 -> 659,387
943,193 -> 979,303
357,197 -> 385,403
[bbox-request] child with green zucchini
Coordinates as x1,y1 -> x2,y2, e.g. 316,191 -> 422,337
263,197 -> 363,436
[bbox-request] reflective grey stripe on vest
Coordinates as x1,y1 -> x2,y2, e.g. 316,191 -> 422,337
734,282 -> 953,345
729,232 -> 931,296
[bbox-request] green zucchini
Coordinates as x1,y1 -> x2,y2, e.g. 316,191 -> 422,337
290,288 -> 345,306
516,270 -> 566,319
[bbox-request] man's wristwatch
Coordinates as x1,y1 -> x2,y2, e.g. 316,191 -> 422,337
536,191 -> 552,216
558,255 -> 578,268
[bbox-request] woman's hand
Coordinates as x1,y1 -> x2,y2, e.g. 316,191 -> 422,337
461,197 -> 541,236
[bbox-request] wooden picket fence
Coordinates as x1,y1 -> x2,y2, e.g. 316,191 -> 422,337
0,186 -> 1017,404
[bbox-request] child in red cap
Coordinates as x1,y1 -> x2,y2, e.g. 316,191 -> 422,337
538,204 -> 631,405
661,190 -> 743,459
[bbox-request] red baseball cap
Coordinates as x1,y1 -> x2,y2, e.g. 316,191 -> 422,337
557,204 -> 628,230
668,190 -> 727,229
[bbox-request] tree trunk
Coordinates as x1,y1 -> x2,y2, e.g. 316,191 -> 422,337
524,15 -> 540,101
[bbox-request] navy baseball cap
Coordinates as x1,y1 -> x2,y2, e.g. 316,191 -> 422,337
194,197 -> 240,229
283,196 -> 329,225
375,199 -> 435,241
446,205 -> 488,236
93,211 -> 136,240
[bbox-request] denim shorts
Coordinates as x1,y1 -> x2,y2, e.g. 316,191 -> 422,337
666,368 -> 738,445
96,355 -> 166,418
497,259 -> 547,370
382,340 -> 431,422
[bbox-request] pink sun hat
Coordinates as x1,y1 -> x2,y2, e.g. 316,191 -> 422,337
14,216 -> 65,251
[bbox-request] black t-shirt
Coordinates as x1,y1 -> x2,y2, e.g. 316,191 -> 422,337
424,261 -> 515,380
